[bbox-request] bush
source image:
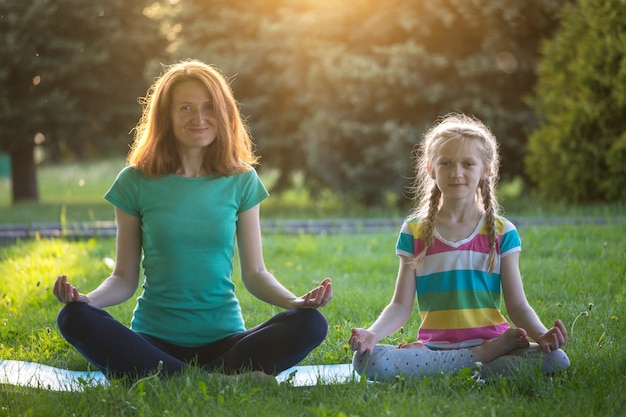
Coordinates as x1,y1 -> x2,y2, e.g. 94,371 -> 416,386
526,0 -> 626,202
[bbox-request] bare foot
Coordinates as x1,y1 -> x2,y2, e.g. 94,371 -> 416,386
212,371 -> 277,385
472,328 -> 529,363
398,341 -> 427,349
247,371 -> 278,384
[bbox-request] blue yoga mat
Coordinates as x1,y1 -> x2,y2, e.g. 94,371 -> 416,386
0,360 -> 356,391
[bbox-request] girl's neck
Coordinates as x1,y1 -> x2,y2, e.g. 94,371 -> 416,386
435,203 -> 484,243
437,200 -> 483,223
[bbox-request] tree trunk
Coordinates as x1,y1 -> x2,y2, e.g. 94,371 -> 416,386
10,142 -> 39,203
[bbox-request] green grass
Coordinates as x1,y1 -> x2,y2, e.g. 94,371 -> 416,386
0,158 -> 408,224
1,159 -> 625,416
0,159 -> 126,224
1,158 -> 625,225
1,221 -> 625,416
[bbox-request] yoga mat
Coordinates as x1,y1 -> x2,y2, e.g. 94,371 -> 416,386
277,363 -> 358,386
0,360 -> 108,392
0,360 -> 356,391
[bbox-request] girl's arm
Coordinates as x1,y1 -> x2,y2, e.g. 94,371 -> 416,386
350,256 -> 416,354
500,252 -> 568,352
54,207 -> 142,308
236,205 -> 332,310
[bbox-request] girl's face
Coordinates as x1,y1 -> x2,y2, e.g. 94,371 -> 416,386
170,80 -> 218,151
428,138 -> 488,202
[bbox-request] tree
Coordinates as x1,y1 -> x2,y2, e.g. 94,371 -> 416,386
164,0 -> 310,192
0,0 -> 165,203
281,0 -> 566,204
166,0 -> 566,205
526,0 -> 626,202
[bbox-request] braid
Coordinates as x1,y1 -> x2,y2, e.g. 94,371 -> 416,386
410,184 -> 441,270
408,113 -> 501,275
481,177 -> 500,274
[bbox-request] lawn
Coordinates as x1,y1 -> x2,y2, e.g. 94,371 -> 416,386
1,157 -> 624,224
1,221 -> 625,416
0,159 -> 624,416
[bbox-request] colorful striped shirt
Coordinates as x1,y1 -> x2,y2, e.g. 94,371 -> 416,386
396,215 -> 521,349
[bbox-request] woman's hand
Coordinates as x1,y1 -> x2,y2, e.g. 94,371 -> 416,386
53,275 -> 90,304
292,278 -> 333,309
536,319 -> 568,353
349,328 -> 377,355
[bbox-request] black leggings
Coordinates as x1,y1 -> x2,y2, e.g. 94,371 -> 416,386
57,302 -> 328,379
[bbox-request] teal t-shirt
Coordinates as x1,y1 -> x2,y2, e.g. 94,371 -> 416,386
104,166 -> 269,347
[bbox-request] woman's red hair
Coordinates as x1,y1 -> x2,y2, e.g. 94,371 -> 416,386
127,59 -> 258,176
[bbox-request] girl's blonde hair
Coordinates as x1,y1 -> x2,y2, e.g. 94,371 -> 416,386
127,59 -> 259,176
408,113 -> 501,273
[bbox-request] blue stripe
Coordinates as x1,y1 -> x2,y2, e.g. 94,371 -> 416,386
501,228 -> 521,254
396,231 -> 414,255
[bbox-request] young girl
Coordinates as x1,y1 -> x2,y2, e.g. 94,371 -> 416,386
54,60 -> 332,382
349,113 -> 570,380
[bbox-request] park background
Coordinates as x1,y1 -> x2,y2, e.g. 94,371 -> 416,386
1,0 -> 625,210
0,0 -> 625,416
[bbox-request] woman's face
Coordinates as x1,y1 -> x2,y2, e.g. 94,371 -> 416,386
170,80 -> 218,151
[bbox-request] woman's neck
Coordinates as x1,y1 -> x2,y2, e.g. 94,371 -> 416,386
175,149 -> 208,177
175,166 -> 207,177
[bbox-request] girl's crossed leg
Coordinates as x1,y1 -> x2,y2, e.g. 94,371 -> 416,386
354,328 -> 569,380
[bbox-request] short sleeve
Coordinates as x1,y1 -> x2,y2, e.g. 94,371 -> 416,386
500,218 -> 522,258
104,166 -> 142,216
237,167 -> 269,213
396,220 -> 416,258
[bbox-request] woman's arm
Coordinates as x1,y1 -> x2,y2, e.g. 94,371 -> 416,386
236,205 -> 332,310
53,207 -> 142,308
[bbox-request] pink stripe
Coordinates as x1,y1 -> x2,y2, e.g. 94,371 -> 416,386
418,322 -> 510,344
414,234 -> 501,256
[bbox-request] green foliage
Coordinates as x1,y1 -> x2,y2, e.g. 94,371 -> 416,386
0,0 -> 165,202
1,0 -> 582,206
0,0 -> 165,155
526,0 -> 626,202
1,221 -> 625,416
163,0 -> 565,205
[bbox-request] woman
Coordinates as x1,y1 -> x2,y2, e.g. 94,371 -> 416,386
53,59 -> 332,381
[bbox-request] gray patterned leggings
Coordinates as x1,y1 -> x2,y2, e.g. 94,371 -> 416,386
353,344 -> 570,381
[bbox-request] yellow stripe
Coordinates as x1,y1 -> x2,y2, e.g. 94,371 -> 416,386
407,221 -> 425,237
419,308 -> 507,329
479,217 -> 506,235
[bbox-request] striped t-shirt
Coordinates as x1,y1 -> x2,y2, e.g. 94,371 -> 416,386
396,215 -> 521,349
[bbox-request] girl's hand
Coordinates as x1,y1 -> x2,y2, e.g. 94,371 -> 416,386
292,278 -> 333,309
349,328 -> 377,355
536,319 -> 568,353
53,275 -> 90,304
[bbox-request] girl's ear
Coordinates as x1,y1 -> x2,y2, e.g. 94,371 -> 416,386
482,166 -> 491,180
427,162 -> 436,179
